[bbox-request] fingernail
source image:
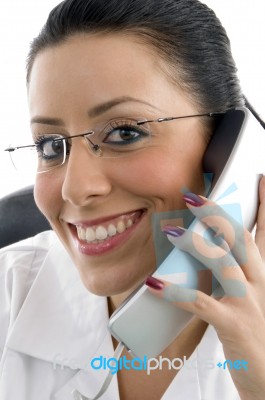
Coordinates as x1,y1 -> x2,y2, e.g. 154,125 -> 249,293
183,192 -> 205,207
145,276 -> 164,290
162,225 -> 185,237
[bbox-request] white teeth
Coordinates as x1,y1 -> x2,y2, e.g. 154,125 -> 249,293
80,227 -> 86,241
95,226 -> 108,240
76,214 -> 139,243
127,219 -> 133,228
117,220 -> 126,233
86,227 -> 96,242
108,224 -> 117,236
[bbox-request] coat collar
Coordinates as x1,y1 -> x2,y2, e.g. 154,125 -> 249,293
6,235 -> 111,370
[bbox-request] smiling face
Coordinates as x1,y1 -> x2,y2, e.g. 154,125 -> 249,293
28,33 -> 208,300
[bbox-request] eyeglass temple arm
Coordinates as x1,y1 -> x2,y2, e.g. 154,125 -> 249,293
4,132 -> 97,153
137,111 -> 228,125
4,144 -> 36,152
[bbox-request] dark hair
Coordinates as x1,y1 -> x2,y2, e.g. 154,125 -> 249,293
27,0 -> 245,113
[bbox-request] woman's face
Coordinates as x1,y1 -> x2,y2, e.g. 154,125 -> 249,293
28,34 -> 208,298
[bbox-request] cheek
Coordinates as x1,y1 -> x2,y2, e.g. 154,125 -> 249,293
114,145 -> 205,205
34,175 -> 63,222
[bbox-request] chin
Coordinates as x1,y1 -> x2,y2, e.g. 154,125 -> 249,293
80,270 -> 144,298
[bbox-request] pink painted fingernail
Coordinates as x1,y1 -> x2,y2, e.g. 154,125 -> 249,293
162,225 -> 185,237
145,276 -> 164,290
183,192 -> 205,207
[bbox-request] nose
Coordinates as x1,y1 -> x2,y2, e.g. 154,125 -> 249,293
61,139 -> 112,206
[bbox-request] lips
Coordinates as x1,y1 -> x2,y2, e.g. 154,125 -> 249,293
69,209 -> 146,256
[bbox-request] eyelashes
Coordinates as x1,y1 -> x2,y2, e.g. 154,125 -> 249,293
34,135 -> 66,160
33,118 -> 152,148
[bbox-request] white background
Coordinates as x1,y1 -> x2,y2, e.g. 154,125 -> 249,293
0,0 -> 264,198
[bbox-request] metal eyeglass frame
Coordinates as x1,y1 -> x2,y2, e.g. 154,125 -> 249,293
4,111 -> 226,172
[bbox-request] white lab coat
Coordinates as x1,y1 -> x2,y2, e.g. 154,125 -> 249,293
0,231 -> 240,400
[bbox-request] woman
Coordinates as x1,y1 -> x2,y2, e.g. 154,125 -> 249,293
1,0 -> 265,399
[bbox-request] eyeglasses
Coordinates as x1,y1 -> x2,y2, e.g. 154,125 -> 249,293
4,111 -> 225,174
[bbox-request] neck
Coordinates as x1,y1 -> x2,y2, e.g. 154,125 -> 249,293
108,284 -> 141,316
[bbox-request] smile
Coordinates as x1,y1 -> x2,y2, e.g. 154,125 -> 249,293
73,209 -> 144,244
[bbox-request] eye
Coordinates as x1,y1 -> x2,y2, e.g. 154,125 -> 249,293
102,119 -> 150,146
35,135 -> 65,159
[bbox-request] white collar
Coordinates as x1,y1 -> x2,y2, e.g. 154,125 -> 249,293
6,236 -> 111,370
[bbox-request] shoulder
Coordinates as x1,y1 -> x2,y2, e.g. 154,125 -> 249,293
0,231 -> 58,352
0,229 -> 56,256
0,231 -> 56,262
0,230 -> 57,281
0,230 -> 58,301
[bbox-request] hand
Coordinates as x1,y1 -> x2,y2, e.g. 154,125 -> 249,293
145,177 -> 265,400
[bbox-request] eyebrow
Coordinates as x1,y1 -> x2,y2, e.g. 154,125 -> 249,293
30,96 -> 161,125
30,116 -> 64,126
87,96 -> 161,118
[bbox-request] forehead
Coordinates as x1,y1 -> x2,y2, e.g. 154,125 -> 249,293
29,35 -> 162,90
28,33 -> 192,123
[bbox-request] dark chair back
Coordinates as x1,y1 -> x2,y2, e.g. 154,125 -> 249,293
0,185 -> 51,249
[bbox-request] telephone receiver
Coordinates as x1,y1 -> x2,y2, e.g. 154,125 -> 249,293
108,107 -> 265,359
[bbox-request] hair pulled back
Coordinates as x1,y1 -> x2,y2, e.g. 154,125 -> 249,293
27,0 -> 244,113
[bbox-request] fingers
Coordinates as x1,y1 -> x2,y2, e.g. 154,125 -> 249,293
178,192 -> 263,282
164,228 -> 247,298
145,277 -> 226,330
183,193 -> 248,265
